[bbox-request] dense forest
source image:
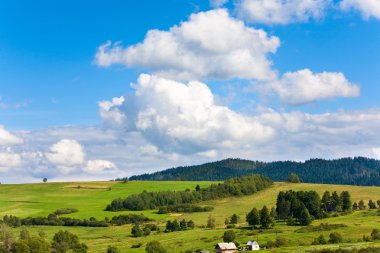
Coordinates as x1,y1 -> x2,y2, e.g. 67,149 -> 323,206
129,157 -> 380,186
107,174 -> 272,211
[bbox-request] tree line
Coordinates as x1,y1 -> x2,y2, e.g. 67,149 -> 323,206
2,213 -> 151,228
106,174 -> 272,211
129,157 -> 380,186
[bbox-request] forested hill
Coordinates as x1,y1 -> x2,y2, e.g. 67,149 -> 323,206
129,157 -> 380,186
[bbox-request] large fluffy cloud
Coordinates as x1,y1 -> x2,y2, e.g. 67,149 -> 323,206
269,69 -> 360,105
236,0 -> 330,25
100,74 -> 275,153
0,125 -> 23,145
94,9 -> 280,81
340,0 -> 380,19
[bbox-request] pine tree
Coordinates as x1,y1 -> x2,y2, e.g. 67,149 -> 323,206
246,208 -> 260,228
298,206 -> 312,226
340,191 -> 352,212
260,205 -> 274,228
352,202 -> 358,210
322,191 -> 332,212
331,191 -> 342,212
230,214 -> 239,224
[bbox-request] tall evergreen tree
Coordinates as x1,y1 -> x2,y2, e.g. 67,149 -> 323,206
321,191 -> 332,212
246,208 -> 260,228
260,206 -> 274,228
298,206 -> 312,226
340,191 -> 352,212
331,191 -> 342,212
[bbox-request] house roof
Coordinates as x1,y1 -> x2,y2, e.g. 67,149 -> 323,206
215,243 -> 238,250
247,240 -> 259,246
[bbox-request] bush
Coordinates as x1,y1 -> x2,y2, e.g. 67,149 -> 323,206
223,230 -> 236,242
53,208 -> 79,215
329,232 -> 343,244
312,235 -> 328,245
145,241 -> 167,253
107,246 -> 120,253
131,224 -> 144,237
371,229 -> 380,240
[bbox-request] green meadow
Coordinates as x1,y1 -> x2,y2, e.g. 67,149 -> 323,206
1,181 -> 380,252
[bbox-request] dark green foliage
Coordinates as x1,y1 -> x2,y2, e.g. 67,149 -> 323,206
165,219 -> 194,232
276,190 -> 323,225
110,214 -> 151,225
2,215 -> 21,228
145,241 -> 167,253
341,191 -> 352,211
195,185 -> 201,191
329,232 -> 343,243
107,246 -> 120,253
322,191 -> 332,212
299,206 -> 312,226
331,191 -> 342,212
377,200 -> 380,208
42,178 -> 47,183
230,214 -> 239,224
222,230 -> 236,242
260,206 -> 274,228
353,202 -> 358,210
312,234 -> 328,245
21,215 -> 108,227
246,207 -> 260,227
106,174 -> 272,211
287,173 -> 301,183
157,204 -> 213,214
371,229 -> 380,240
368,200 -> 377,209
52,230 -> 87,253
131,224 -> 144,237
53,208 -> 78,215
129,157 -> 380,186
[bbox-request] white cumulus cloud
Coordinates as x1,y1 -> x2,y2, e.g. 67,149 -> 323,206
0,125 -> 23,145
100,74 -> 275,153
84,160 -> 118,174
268,69 -> 360,105
98,96 -> 127,128
237,0 -> 331,25
94,9 -> 280,81
46,139 -> 85,174
340,0 -> 380,19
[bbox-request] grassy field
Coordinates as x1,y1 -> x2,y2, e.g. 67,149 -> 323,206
1,181 -> 380,252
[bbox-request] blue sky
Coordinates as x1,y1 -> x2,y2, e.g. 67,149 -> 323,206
1,0 -> 380,182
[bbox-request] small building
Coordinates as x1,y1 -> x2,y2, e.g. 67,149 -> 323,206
215,242 -> 238,253
246,240 -> 260,251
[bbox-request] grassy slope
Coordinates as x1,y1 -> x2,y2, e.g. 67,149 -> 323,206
1,181 -> 380,252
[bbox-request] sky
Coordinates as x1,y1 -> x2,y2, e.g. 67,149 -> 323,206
1,0 -> 380,183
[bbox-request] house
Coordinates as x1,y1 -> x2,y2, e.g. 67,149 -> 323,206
215,243 -> 238,253
246,240 -> 260,251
